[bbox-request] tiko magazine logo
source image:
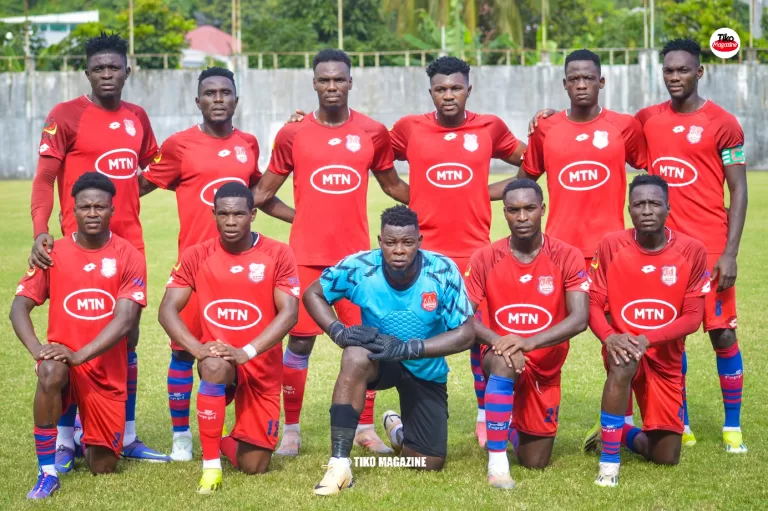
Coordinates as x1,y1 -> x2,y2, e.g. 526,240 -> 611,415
710,28 -> 740,59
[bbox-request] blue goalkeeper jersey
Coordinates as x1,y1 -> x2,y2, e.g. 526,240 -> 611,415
320,249 -> 472,383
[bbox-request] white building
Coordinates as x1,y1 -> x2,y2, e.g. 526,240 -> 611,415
1,10 -> 99,46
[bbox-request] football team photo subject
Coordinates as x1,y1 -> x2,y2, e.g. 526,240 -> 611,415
1,4 -> 767,509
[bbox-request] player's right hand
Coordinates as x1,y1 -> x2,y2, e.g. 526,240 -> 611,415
30,233 -> 55,270
491,334 -> 529,373
286,109 -> 307,124
604,334 -> 642,366
210,340 -> 248,365
39,342 -> 74,364
527,109 -> 557,136
329,321 -> 379,349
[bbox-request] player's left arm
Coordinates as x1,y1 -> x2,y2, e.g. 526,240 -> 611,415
67,298 -> 142,366
717,162 -> 747,291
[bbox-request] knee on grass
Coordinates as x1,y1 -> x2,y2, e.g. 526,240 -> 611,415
86,446 -> 118,475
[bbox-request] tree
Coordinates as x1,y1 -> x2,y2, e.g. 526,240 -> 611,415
658,0 -> 749,55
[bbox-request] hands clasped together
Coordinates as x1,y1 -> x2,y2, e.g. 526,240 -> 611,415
328,321 -> 425,362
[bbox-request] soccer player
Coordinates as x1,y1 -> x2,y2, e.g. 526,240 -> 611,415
303,205 -> 475,495
140,66 -> 294,462
252,49 -> 409,456
464,179 -> 589,489
11,173 -> 147,499
590,174 -> 709,487
636,39 -> 748,452
28,32 -> 167,465
158,182 -> 299,494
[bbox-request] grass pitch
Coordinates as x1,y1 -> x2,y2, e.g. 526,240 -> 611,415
0,174 -> 767,510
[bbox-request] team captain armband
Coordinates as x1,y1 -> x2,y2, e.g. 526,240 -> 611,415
721,146 -> 746,165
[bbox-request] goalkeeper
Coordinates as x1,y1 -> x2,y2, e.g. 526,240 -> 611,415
303,205 -> 475,496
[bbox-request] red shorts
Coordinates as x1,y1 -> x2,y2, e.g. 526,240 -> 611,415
452,256 -> 489,327
703,252 -> 737,332
291,265 -> 361,337
225,363 -> 281,451
170,291 -> 203,351
36,362 -> 126,456
632,355 -> 684,434
480,345 -> 562,437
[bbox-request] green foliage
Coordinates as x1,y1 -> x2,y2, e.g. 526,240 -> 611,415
658,0 -> 748,50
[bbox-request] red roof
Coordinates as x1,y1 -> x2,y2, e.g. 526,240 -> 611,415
185,25 -> 234,56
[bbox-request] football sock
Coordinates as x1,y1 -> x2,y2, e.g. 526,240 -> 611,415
56,405 -> 77,450
508,427 -> 520,457
359,390 -> 376,426
470,343 -> 486,413
624,392 -> 634,425
124,349 -> 138,445
388,422 -> 404,448
168,351 -> 194,434
282,348 -> 309,426
600,410 -> 624,464
716,341 -> 743,430
682,350 -> 691,429
485,374 -> 514,454
34,426 -> 57,476
330,404 -> 360,459
197,380 -> 226,465
621,423 -> 642,454
220,436 -> 239,469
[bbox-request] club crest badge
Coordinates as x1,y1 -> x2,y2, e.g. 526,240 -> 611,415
686,125 -> 703,144
661,266 -> 677,286
592,130 -> 609,149
124,119 -> 136,137
249,263 -> 265,283
421,291 -> 438,312
346,134 -> 361,152
235,146 -> 248,163
101,258 -> 117,278
463,133 -> 478,152
538,275 -> 554,295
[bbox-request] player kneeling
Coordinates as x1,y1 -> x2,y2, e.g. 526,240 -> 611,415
464,179 -> 589,489
303,205 -> 475,495
11,173 -> 147,499
158,182 -> 299,494
590,175 -> 709,487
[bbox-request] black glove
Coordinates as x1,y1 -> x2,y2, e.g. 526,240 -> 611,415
366,334 -> 425,362
328,321 -> 378,349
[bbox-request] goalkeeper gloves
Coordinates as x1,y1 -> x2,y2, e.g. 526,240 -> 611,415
328,321 -> 378,349
366,334 -> 425,362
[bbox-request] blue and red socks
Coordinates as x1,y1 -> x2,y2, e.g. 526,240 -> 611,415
715,341 -> 743,431
470,344 -> 486,420
599,411 -> 624,465
56,405 -> 77,450
168,351 -> 194,438
485,374 -> 514,472
621,423 -> 642,454
282,348 -> 310,428
682,350 -> 691,432
124,349 -> 138,446
197,380 -> 226,469
34,426 -> 57,476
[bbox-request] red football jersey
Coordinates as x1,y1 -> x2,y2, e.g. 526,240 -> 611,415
590,229 -> 710,378
15,233 -> 147,400
464,235 -> 588,383
38,95 -> 159,250
390,112 -> 520,258
167,235 -> 300,393
143,126 -> 262,255
268,110 -> 394,266
636,100 -> 745,254
523,109 -> 647,257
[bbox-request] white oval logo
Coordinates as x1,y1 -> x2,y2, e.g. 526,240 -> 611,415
63,288 -> 116,321
620,299 -> 678,330
95,148 -> 139,179
199,177 -> 248,206
494,304 -> 553,334
203,299 -> 262,331
310,165 -> 362,194
652,157 -> 698,187
557,161 -> 611,191
710,28 -> 740,59
425,163 -> 473,188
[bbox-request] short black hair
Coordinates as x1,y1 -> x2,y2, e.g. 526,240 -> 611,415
85,31 -> 128,63
629,173 -> 669,201
198,66 -> 235,92
213,182 -> 254,210
313,49 -> 351,71
661,38 -> 702,64
502,178 -> 544,202
564,49 -> 601,74
71,172 -> 116,199
381,204 -> 419,230
426,56 -> 470,80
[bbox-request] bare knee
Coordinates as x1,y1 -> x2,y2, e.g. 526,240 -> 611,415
37,360 -> 68,392
198,357 -> 234,384
422,457 -> 445,472
709,328 -> 736,350
288,335 -> 315,356
238,444 -> 271,475
340,346 -> 374,378
488,354 -> 516,381
239,457 -> 270,475
518,454 -> 550,470
86,447 -> 118,474
607,360 -> 638,386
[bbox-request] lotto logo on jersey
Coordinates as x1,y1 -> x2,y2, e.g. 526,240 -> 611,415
203,299 -> 263,331
63,289 -> 116,321
652,157 -> 698,187
620,299 -> 678,330
421,292 -> 438,312
494,304 -> 553,334
310,165 -> 362,194
426,163 -> 473,188
95,148 -> 139,180
200,177 -> 248,206
558,161 -> 610,191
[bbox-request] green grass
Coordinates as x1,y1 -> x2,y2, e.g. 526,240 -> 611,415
1,175 -> 767,510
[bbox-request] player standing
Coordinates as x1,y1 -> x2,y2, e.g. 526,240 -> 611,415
303,205 -> 474,495
28,32 -> 167,466
636,39 -> 748,452
465,180 -> 589,489
252,49 -> 409,456
11,173 -> 147,499
140,67 -> 293,461
158,183 -> 299,493
590,175 -> 709,486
